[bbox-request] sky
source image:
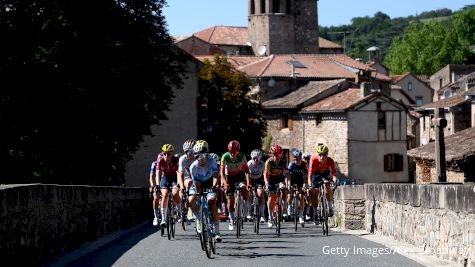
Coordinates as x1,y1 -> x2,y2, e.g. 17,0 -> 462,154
163,0 -> 474,36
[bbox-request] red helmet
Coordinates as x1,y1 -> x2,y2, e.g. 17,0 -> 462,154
270,144 -> 283,154
228,140 -> 240,152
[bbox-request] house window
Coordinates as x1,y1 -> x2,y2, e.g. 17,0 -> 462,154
286,0 -> 291,14
279,113 -> 293,130
408,82 -> 412,91
261,0 -> 266,13
273,0 -> 280,13
415,96 -> 423,107
384,154 -> 403,172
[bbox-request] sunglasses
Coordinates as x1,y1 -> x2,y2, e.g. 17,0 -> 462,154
295,157 -> 302,160
318,153 -> 328,157
196,153 -> 208,160
252,156 -> 260,160
163,152 -> 173,156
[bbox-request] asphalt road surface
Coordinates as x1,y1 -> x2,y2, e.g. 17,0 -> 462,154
64,220 -> 423,267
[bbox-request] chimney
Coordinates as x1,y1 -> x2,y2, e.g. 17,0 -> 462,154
360,82 -> 372,97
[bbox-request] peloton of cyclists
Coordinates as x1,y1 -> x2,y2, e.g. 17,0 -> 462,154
307,144 -> 338,218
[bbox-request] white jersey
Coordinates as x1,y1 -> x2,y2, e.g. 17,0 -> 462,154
247,159 -> 265,180
178,154 -> 195,179
190,156 -> 219,183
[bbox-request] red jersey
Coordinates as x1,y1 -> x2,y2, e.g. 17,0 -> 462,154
308,156 -> 336,177
157,157 -> 179,177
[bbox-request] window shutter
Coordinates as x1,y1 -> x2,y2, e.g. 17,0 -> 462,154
396,154 -> 403,171
288,116 -> 293,130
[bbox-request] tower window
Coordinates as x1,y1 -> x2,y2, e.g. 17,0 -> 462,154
250,0 -> 255,14
273,0 -> 280,13
261,0 -> 265,13
286,0 -> 291,14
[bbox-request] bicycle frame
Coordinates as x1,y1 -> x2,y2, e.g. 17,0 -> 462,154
197,189 -> 216,258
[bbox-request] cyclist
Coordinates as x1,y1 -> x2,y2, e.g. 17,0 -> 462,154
303,153 -> 311,164
209,153 -> 226,219
307,144 -> 338,218
287,149 -> 307,225
188,140 -> 222,242
156,144 -> 180,227
178,139 -> 196,222
149,158 -> 160,226
264,144 -> 289,228
221,140 -> 251,231
247,149 -> 266,223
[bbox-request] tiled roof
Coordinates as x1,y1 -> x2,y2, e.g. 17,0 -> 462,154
407,126 -> 475,162
195,55 -> 264,68
391,85 -> 415,104
319,37 -> 342,49
371,71 -> 392,82
194,26 -> 248,46
262,79 -> 347,108
301,88 -> 362,112
418,95 -> 468,110
463,87 -> 475,95
237,54 -> 369,79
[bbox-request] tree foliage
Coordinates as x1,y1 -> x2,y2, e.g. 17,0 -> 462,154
0,0 -> 185,185
197,56 -> 267,156
384,21 -> 470,75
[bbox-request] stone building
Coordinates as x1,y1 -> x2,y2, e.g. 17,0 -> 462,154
125,49 -> 201,186
248,0 -> 319,55
263,82 -> 409,183
390,72 -> 434,107
429,64 -> 475,101
407,126 -> 475,183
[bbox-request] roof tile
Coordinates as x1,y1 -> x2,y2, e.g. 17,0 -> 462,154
302,88 -> 362,112
194,26 -> 248,46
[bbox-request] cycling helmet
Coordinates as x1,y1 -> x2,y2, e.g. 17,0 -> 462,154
292,149 -> 302,158
209,153 -> 220,163
250,149 -> 262,159
227,140 -> 240,153
162,144 -> 174,152
182,139 -> 196,152
303,152 -> 311,160
270,144 -> 282,154
193,140 -> 209,154
316,144 -> 329,154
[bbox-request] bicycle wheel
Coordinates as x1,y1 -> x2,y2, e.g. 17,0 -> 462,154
181,197 -> 187,231
166,212 -> 171,240
236,197 -> 241,238
209,217 -> 216,255
293,193 -> 298,232
171,207 -> 176,239
276,193 -> 281,237
319,194 -> 328,236
253,193 -> 259,234
202,208 -> 212,258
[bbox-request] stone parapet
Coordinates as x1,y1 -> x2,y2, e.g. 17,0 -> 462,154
334,185 -> 365,230
365,183 -> 475,266
0,184 -> 149,265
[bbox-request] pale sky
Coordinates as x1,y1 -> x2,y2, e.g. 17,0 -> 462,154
163,0 -> 473,36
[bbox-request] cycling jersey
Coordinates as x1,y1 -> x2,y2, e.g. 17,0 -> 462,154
288,160 -> 307,186
308,156 -> 336,177
220,152 -> 249,176
157,156 -> 179,178
190,156 -> 218,183
178,154 -> 195,179
265,156 -> 288,178
247,159 -> 265,180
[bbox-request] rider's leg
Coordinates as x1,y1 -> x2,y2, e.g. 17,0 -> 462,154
325,183 -> 334,215
161,188 -> 169,225
153,190 -> 161,225
257,188 -> 265,219
242,185 -> 251,219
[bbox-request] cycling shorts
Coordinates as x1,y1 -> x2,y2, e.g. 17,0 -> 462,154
251,176 -> 264,189
160,175 -> 178,189
189,179 -> 216,200
311,171 -> 331,188
225,172 -> 246,196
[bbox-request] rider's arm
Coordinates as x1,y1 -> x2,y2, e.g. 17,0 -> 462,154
155,160 -> 162,187
264,160 -> 270,187
307,158 -> 314,186
220,160 -> 227,187
330,158 -> 337,186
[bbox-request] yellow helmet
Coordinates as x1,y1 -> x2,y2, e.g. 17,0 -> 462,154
316,144 -> 329,154
161,144 -> 175,152
193,140 -> 209,154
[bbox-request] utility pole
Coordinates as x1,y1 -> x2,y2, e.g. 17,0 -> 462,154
328,31 -> 351,54
432,108 -> 447,182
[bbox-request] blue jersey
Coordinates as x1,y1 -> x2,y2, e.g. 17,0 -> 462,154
190,156 -> 219,183
288,160 -> 307,184
150,161 -> 158,175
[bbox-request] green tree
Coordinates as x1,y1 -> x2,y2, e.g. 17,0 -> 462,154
384,21 -> 469,75
0,0 -> 185,185
452,7 -> 475,46
198,55 -> 267,156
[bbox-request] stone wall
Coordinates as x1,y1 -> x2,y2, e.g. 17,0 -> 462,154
334,185 -> 365,230
365,183 -> 475,265
0,184 -> 149,265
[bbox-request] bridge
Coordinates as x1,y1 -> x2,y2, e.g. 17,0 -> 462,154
1,184 -> 473,266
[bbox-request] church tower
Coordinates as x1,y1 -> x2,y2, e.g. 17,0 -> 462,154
248,0 -> 319,56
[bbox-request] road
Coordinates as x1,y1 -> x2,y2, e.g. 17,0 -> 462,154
64,220 -> 423,267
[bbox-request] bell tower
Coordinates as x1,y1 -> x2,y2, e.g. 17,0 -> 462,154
248,0 -> 319,55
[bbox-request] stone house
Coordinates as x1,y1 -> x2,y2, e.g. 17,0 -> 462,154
429,64 -> 475,101
407,126 -> 475,183
366,59 -> 389,76
390,72 -> 434,107
263,82 -> 409,183
125,49 -> 201,186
